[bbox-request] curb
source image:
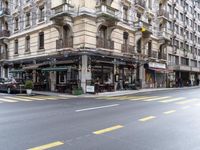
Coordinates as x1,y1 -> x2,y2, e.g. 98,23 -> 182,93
32,86 -> 200,98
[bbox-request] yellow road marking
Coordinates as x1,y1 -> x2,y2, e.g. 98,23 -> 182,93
16,96 -> 45,101
144,97 -> 171,102
164,110 -> 176,114
27,141 -> 64,150
4,96 -> 32,101
176,99 -> 197,105
139,116 -> 156,122
93,125 -> 124,135
129,97 -> 158,101
0,98 -> 17,102
159,97 -> 185,103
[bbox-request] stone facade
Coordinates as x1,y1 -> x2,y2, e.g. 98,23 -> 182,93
0,0 -> 199,93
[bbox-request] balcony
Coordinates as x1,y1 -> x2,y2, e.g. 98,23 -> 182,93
0,30 -> 10,39
158,53 -> 167,60
96,4 -> 119,21
0,8 -> 10,17
51,2 -> 74,22
134,20 -> 152,38
158,30 -> 171,42
158,0 -> 169,4
148,51 -> 158,59
96,37 -> 114,49
157,9 -> 169,23
56,37 -> 73,49
121,44 -> 135,54
135,0 -> 145,14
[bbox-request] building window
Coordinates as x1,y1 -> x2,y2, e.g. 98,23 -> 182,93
38,6 -> 45,22
59,72 -> 66,83
39,32 -> 44,50
25,36 -> 30,52
148,0 -> 152,9
180,27 -> 183,36
14,39 -> 18,54
25,12 -> 30,27
181,57 -> 189,66
123,6 -> 128,22
14,17 -> 19,31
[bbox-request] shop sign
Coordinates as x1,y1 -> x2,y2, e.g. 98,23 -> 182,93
149,62 -> 166,69
86,86 -> 95,93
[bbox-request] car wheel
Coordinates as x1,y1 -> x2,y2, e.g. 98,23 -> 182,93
7,88 -> 11,94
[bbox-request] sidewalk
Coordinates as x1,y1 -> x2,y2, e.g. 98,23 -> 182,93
33,86 -> 200,98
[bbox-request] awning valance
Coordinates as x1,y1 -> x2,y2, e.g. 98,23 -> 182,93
9,69 -> 25,73
41,67 -> 68,72
149,67 -> 173,73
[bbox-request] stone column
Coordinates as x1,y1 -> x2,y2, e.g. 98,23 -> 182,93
139,65 -> 145,88
80,55 -> 91,93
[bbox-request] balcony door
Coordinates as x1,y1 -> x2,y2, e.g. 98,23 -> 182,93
63,25 -> 71,48
99,26 -> 107,48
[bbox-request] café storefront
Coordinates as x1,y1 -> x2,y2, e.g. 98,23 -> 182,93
8,51 -> 139,94
144,62 -> 167,88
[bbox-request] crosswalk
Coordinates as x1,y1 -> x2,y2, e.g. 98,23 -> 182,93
0,95 -> 70,104
97,95 -> 200,105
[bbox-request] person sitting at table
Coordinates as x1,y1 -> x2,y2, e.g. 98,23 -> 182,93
105,77 -> 112,84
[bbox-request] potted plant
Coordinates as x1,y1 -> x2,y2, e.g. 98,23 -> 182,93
72,86 -> 83,95
25,80 -> 33,95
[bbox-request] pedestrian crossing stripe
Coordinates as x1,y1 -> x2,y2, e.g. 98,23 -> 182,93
129,96 -> 159,101
0,98 -> 17,103
4,96 -> 32,102
144,97 -> 171,102
159,97 -> 185,103
175,99 -> 198,105
16,96 -> 46,101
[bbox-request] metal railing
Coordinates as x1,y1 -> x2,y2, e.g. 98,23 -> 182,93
158,53 -> 167,60
157,9 -> 169,19
0,30 -> 10,38
0,52 -> 8,60
56,37 -> 73,49
96,37 -> 114,49
121,44 -> 135,54
135,0 -> 146,8
148,51 -> 158,59
0,8 -> 10,16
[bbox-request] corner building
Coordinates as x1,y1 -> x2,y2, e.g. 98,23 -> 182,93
0,0 -> 198,93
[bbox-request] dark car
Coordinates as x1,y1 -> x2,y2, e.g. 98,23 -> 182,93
0,78 -> 26,94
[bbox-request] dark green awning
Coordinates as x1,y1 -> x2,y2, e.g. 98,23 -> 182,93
41,67 -> 68,72
9,69 -> 25,73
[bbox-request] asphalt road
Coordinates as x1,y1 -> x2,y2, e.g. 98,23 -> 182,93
0,88 -> 200,150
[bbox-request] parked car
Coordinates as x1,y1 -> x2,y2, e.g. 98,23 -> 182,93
0,78 -> 26,94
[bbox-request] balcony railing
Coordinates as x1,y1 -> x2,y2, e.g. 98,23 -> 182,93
158,30 -> 171,41
0,8 -> 10,16
96,37 -> 114,49
148,51 -> 158,59
0,30 -> 10,38
158,53 -> 167,60
121,44 -> 135,54
135,0 -> 146,9
96,4 -> 119,20
157,9 -> 169,20
56,37 -> 73,49
0,52 -> 8,60
51,3 -> 74,18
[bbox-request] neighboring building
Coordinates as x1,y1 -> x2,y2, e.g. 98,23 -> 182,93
167,0 -> 200,87
0,0 -> 198,93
